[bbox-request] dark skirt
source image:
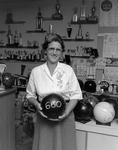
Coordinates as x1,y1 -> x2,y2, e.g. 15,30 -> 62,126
32,111 -> 77,150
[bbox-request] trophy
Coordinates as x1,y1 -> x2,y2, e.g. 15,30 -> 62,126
52,0 -> 63,18
36,7 -> 43,30
87,1 -> 98,21
67,23 -> 72,39
72,7 -> 78,22
75,24 -> 83,40
6,9 -> 13,23
80,0 -> 86,21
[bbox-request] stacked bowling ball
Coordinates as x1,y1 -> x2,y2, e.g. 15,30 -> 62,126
2,72 -> 15,89
84,80 -> 96,93
41,93 -> 66,121
93,101 -> 116,124
93,94 -> 118,123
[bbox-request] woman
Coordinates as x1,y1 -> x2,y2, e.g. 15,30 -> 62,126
26,33 -> 83,150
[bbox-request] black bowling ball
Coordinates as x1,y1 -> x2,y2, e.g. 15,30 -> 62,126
41,93 -> 66,120
97,94 -> 110,102
2,72 -> 15,89
103,98 -> 118,118
84,80 -> 96,93
78,79 -> 84,90
74,99 -> 93,121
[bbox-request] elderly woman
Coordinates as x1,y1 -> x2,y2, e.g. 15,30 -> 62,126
26,33 -> 82,150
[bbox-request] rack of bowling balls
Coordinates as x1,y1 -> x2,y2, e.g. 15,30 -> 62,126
74,91 -> 118,125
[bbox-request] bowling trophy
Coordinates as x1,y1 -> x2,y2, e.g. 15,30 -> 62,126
6,9 -> 13,23
87,1 -> 98,21
75,24 -> 83,40
80,0 -> 86,21
71,7 -> 78,22
67,23 -> 72,39
36,7 -> 43,30
52,0 -> 63,19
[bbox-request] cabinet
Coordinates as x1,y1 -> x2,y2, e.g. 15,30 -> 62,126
76,119 -> 118,150
0,88 -> 16,150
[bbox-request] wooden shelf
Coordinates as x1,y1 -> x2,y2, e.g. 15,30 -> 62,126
63,38 -> 94,42
43,17 -> 63,21
0,45 -> 39,49
0,30 -> 6,34
26,29 -> 47,33
70,20 -> 98,25
5,21 -> 26,24
70,55 -> 90,58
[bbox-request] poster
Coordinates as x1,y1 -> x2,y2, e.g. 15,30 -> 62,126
103,33 -> 118,58
99,0 -> 118,26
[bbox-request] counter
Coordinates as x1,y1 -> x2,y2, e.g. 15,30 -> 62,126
0,88 -> 16,150
76,119 -> 118,150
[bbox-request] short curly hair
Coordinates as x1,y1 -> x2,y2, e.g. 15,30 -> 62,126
42,33 -> 65,52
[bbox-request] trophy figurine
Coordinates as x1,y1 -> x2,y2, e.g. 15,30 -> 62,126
71,7 -> 78,22
80,0 -> 86,21
52,0 -> 63,19
75,24 -> 83,40
87,1 -> 98,21
36,7 -> 43,30
67,23 -> 72,39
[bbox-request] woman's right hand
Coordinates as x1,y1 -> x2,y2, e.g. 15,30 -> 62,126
36,102 -> 42,112
36,102 -> 47,119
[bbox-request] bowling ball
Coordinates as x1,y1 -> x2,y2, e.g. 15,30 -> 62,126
103,98 -> 118,118
97,94 -> 110,102
83,92 -> 99,107
2,72 -> 15,88
93,101 -> 115,124
78,79 -> 84,90
41,93 -> 66,120
74,99 -> 93,121
84,80 -> 96,93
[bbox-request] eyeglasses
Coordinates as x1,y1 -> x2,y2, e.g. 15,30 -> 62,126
48,47 -> 62,53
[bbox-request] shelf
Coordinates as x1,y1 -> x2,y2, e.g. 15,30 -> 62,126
70,55 -> 91,58
5,21 -> 26,24
26,29 -> 47,33
63,38 -> 94,42
43,17 -> 63,21
0,30 -> 6,34
70,20 -> 98,25
0,45 -> 39,49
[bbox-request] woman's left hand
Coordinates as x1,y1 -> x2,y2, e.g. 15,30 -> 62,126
58,111 -> 69,120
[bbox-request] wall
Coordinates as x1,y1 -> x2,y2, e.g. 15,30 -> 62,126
0,0 -> 100,79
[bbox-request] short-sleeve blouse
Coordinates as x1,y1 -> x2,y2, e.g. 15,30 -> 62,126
26,62 -> 82,101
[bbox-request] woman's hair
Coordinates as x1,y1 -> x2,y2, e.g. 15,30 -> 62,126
42,33 -> 65,52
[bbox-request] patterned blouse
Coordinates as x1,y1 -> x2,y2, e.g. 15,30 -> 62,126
26,62 -> 82,101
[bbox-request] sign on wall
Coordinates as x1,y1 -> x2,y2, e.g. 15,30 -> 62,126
99,0 -> 118,26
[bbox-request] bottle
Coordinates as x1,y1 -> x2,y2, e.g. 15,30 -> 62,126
36,7 -> 43,30
108,80 -> 113,94
14,30 -> 19,44
96,80 -> 101,92
19,33 -> 22,46
7,25 -> 13,45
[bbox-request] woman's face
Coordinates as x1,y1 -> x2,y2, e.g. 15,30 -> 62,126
46,41 -> 62,64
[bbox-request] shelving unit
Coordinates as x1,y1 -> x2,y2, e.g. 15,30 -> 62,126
26,30 -> 47,33
43,17 -> 63,21
0,30 -> 6,33
5,21 -> 26,24
63,38 -> 94,42
0,45 -> 39,48
70,20 -> 98,25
